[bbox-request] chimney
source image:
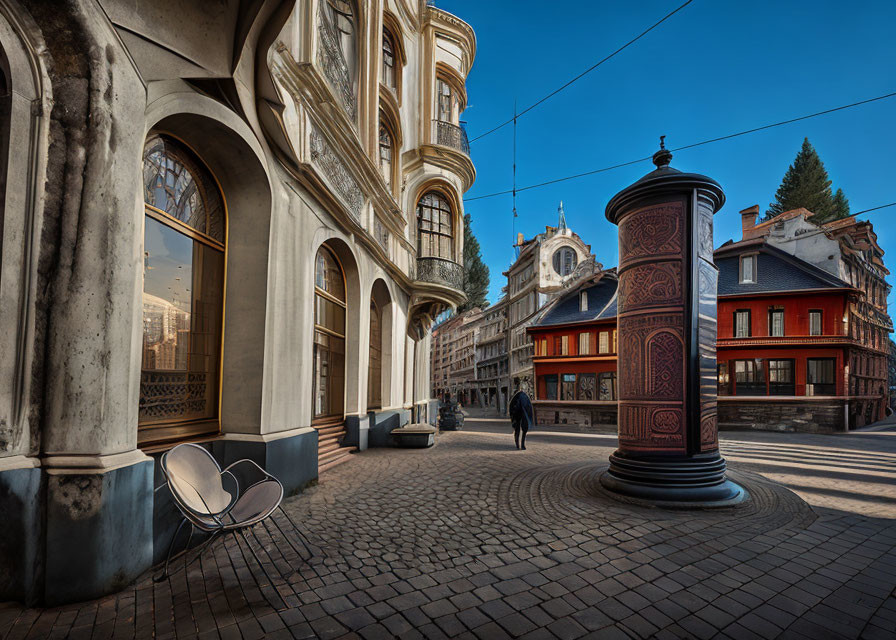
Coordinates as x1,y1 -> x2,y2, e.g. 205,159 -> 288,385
516,232 -> 524,246
740,205 -> 760,239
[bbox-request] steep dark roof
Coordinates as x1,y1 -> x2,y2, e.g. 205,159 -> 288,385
537,278 -> 618,326
716,246 -> 851,296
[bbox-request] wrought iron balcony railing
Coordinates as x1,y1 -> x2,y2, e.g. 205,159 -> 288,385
316,3 -> 356,119
433,120 -> 470,156
416,256 -> 464,291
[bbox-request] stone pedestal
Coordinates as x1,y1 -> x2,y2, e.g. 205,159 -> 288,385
600,142 -> 745,506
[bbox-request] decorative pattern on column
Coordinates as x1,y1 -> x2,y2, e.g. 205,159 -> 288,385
601,139 -> 745,506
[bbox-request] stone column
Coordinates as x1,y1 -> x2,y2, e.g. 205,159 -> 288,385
601,141 -> 745,505
15,0 -> 152,605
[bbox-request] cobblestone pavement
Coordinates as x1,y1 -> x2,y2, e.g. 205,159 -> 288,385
3,425 -> 896,640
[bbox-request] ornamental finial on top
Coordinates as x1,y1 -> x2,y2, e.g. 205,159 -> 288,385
653,135 -> 672,168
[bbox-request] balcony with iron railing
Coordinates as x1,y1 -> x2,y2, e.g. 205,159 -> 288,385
416,256 -> 464,291
432,120 -> 470,157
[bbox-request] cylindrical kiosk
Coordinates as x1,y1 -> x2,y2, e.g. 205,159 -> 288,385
601,139 -> 745,505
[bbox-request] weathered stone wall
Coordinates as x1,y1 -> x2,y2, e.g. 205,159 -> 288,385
24,0 -> 146,456
718,399 -> 846,433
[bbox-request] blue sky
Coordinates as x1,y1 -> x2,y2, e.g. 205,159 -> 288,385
438,0 -> 896,305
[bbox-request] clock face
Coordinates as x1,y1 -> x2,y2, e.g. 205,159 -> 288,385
552,247 -> 578,276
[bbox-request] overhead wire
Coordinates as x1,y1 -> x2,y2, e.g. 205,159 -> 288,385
464,91 -> 896,202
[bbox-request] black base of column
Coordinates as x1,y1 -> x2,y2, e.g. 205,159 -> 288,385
600,450 -> 747,507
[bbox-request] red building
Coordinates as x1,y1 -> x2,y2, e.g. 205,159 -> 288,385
528,210 -> 891,432
528,271 -> 620,429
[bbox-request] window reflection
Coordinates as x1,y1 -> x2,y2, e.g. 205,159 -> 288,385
143,217 -> 193,372
139,135 -> 225,446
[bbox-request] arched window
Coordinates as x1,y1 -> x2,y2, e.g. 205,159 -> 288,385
417,191 -> 454,260
326,0 -> 357,83
139,134 -> 225,446
378,123 -> 393,189
381,28 -> 395,90
552,247 -> 578,276
313,246 -> 346,420
368,299 -> 382,410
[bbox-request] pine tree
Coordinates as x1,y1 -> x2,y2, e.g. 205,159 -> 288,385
830,188 -> 850,220
459,213 -> 489,311
767,138 -> 837,221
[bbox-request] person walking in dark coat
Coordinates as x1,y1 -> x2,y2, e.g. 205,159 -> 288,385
508,390 -> 534,450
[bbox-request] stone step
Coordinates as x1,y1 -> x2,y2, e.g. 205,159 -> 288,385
318,439 -> 345,456
316,424 -> 345,437
318,449 -> 355,474
318,432 -> 345,449
318,446 -> 355,468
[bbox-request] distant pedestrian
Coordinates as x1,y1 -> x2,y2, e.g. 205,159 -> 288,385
508,390 -> 534,450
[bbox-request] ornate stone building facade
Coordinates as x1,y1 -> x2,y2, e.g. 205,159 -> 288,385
505,203 -> 592,395
431,306 -> 482,405
475,297 -> 509,413
0,0 -> 475,605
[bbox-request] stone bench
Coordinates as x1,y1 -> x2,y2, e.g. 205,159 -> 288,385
391,424 -> 436,448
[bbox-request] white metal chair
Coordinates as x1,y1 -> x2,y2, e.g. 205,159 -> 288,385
154,443 -> 285,581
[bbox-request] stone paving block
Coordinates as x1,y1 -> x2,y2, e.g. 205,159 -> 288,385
5,429 -> 896,639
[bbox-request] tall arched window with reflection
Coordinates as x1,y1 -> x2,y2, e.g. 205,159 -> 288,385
327,0 -> 357,83
378,123 -> 393,190
417,192 -> 453,260
139,134 -> 225,447
313,246 -> 346,421
381,29 -> 395,90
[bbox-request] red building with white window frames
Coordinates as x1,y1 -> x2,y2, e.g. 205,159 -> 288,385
528,271 -> 620,428
528,208 -> 891,432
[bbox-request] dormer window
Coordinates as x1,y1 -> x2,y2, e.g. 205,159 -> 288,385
740,254 -> 757,284
579,291 -> 588,312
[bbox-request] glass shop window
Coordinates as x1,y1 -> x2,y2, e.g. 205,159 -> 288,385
734,359 -> 765,396
807,358 -> 836,396
543,374 -> 558,401
768,359 -> 795,396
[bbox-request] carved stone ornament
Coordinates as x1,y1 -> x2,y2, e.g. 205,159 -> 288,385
373,216 -> 390,253
310,125 -> 363,219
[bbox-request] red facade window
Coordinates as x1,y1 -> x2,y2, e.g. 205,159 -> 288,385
809,310 -> 823,336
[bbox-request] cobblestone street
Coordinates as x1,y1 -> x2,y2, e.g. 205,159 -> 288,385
3,423 -> 896,640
